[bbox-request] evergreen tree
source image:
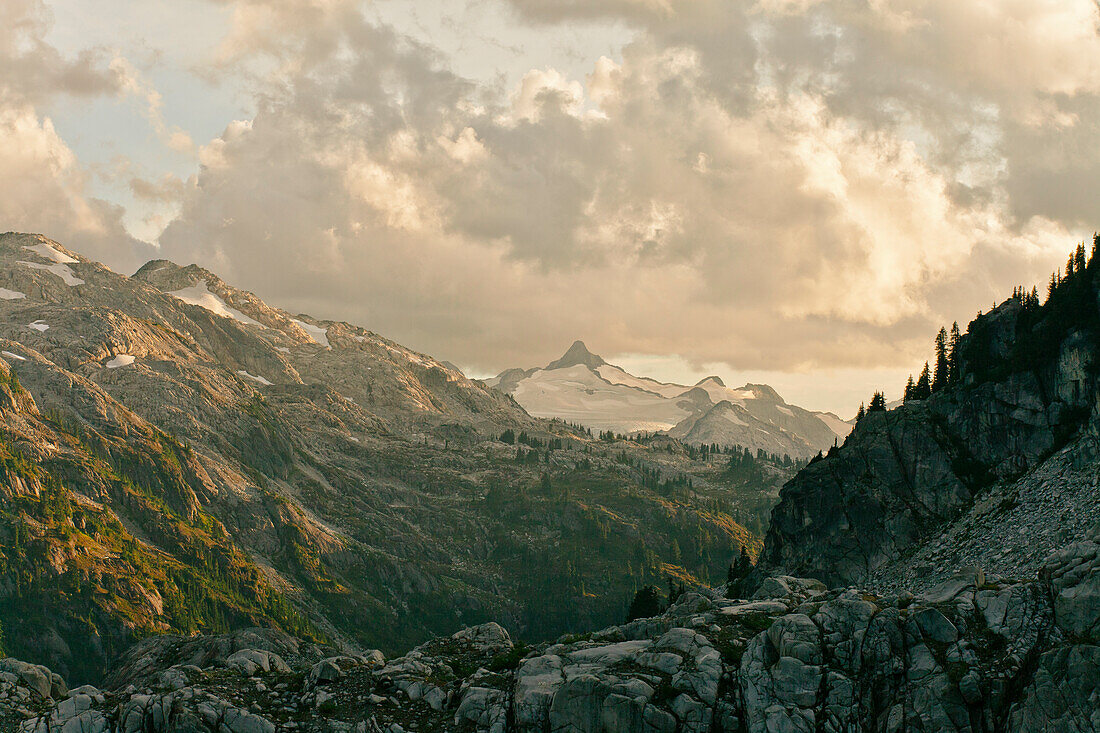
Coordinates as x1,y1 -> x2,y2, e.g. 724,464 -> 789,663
868,391 -> 886,412
626,586 -> 664,622
915,362 -> 932,399
903,375 -> 915,403
855,402 -> 865,421
727,545 -> 753,585
667,577 -> 686,606
932,327 -> 949,392
948,322 -> 961,384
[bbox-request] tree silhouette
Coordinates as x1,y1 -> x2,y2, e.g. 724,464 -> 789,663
932,327 -> 949,392
915,362 -> 931,399
869,391 -> 886,412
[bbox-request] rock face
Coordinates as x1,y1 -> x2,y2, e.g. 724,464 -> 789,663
758,287 -> 1100,592
3,527 -> 1097,732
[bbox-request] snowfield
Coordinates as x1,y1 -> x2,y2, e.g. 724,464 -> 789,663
292,319 -> 330,348
0,289 -> 26,300
24,242 -> 78,264
19,261 -> 84,286
493,342 -> 849,455
106,355 -> 136,368
237,370 -> 273,386
513,365 -> 691,432
169,282 -> 262,326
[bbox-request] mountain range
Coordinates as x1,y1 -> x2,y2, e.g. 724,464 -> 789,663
485,341 -> 851,459
0,232 -> 781,685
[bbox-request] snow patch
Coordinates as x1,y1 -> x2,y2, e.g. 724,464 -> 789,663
18,261 -> 84,286
169,282 -> 262,326
1,351 -> 25,361
776,405 -> 794,417
27,321 -> 49,332
597,364 -> 688,398
237,370 -> 273,386
0,288 -> 26,300
276,346 -> 291,353
106,354 -> 135,368
291,319 -> 330,348
24,242 -> 78,264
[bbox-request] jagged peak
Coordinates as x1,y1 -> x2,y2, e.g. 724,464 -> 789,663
546,340 -> 606,371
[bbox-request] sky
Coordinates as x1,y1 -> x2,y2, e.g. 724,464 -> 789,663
3,0 -> 1099,416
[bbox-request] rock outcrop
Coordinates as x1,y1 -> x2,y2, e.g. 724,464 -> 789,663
2,525 -> 1096,731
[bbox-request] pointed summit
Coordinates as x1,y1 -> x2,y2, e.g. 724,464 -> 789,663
696,375 -> 725,387
546,340 -> 606,370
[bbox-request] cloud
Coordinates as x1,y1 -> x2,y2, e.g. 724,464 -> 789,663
147,0 -> 1095,392
109,57 -> 196,154
0,0 -> 123,104
0,0 -> 149,269
6,0 -> 1093,414
0,104 -> 149,270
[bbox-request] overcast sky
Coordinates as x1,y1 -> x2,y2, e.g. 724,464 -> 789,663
3,0 -> 1098,415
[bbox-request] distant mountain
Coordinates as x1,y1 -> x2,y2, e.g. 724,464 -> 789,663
485,342 -> 850,458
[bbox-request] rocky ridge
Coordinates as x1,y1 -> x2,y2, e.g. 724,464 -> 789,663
0,523 -> 1096,732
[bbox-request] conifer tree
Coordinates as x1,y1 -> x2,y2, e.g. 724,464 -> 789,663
932,327 -> 949,392
948,322 -> 961,384
915,362 -> 931,399
727,545 -> 754,585
626,586 -> 664,622
869,391 -> 886,412
903,375 -> 915,403
855,402 -> 865,421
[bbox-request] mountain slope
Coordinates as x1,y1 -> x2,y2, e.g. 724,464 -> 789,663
755,244 -> 1100,592
0,233 -> 770,683
487,343 -> 850,458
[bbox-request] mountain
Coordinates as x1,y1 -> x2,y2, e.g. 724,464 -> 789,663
485,343 -> 850,458
754,261 -> 1100,593
0,232 -> 770,683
